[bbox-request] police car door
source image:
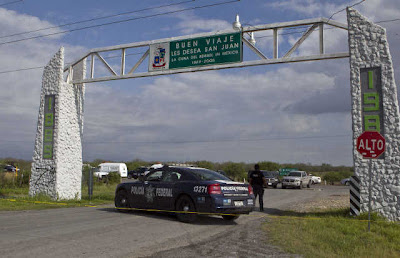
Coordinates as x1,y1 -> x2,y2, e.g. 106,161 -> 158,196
156,169 -> 182,210
143,169 -> 164,208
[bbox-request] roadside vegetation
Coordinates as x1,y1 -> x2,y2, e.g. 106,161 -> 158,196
264,208 -> 400,258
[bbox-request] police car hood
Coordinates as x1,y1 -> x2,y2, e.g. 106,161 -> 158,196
213,180 -> 250,195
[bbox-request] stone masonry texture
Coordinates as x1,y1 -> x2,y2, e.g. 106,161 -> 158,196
29,48 -> 86,200
348,8 -> 400,221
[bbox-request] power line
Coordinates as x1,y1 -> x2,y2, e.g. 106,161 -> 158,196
0,51 -> 146,74
0,0 -> 195,40
255,17 -> 400,41
0,134 -> 352,144
0,0 -> 23,7
0,0 -> 240,46
328,0 -> 366,21
1,17 -> 400,75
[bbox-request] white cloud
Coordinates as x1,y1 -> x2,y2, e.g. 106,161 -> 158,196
177,17 -> 231,34
0,7 -> 87,159
0,7 -> 64,39
2,1 -> 400,166
267,0 -> 344,17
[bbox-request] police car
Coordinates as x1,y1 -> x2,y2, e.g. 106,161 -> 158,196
115,165 -> 255,222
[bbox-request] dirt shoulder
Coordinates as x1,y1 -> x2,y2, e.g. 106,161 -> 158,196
146,186 -> 349,258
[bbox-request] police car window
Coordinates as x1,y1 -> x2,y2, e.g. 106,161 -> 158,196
189,169 -> 231,181
163,171 -> 182,182
146,170 -> 163,181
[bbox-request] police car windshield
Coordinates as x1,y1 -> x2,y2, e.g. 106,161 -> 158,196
189,168 -> 231,181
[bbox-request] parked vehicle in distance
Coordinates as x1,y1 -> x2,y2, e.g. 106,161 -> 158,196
128,167 -> 149,179
311,175 -> 321,184
341,178 -> 351,186
115,165 -> 255,222
281,171 -> 313,189
261,171 -> 279,188
94,163 -> 128,178
4,165 -> 19,172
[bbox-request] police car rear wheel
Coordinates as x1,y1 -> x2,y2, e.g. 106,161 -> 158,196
176,196 -> 197,223
222,215 -> 240,221
115,190 -> 129,211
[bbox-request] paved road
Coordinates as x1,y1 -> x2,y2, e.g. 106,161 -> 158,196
0,185 -> 348,258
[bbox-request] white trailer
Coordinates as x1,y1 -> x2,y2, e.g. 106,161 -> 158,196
94,163 -> 128,178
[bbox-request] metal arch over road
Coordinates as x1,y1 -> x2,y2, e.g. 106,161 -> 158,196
64,17 -> 349,84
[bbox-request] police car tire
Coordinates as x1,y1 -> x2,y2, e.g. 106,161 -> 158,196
176,195 -> 197,223
222,215 -> 240,221
115,190 -> 130,211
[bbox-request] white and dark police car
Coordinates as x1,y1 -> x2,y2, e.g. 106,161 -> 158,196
115,165 -> 255,222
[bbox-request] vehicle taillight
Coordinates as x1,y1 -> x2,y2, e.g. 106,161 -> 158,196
248,185 -> 253,195
208,184 -> 221,195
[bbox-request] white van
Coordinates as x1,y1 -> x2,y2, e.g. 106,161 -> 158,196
94,163 -> 128,178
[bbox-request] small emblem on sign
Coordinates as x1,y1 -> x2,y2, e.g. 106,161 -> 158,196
153,47 -> 166,68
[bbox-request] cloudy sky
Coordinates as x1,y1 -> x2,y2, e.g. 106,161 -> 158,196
0,0 -> 399,166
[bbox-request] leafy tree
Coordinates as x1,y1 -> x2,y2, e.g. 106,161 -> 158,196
194,160 -> 216,170
125,159 -> 151,171
220,162 -> 247,181
258,161 -> 280,171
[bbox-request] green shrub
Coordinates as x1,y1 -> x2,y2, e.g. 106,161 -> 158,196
0,170 -> 30,188
220,162 -> 247,181
105,172 -> 121,184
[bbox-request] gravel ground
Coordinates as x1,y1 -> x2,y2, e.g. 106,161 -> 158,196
290,193 -> 350,213
146,186 -> 349,258
147,218 -> 297,258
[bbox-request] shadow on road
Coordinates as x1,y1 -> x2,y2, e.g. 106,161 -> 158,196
97,207 -> 239,225
258,207 -> 351,219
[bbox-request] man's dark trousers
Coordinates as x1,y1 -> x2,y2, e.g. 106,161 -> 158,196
252,184 -> 264,211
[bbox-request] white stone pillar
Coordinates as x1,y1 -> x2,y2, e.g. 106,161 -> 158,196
348,8 -> 400,221
29,48 -> 86,200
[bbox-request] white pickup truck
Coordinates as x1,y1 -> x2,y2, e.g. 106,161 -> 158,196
281,171 -> 313,189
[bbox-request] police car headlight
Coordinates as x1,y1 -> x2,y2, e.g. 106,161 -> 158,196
223,199 -> 232,206
247,199 -> 253,205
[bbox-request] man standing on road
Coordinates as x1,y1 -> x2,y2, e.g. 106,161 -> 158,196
249,164 -> 267,211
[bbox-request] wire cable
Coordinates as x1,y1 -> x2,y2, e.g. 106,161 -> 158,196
0,51 -> 146,74
0,0 -> 195,40
328,0 -> 366,22
0,134 -> 352,144
0,0 -> 23,7
1,14 -> 400,74
0,0 -> 240,46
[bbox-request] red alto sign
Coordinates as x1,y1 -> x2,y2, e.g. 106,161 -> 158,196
356,131 -> 385,159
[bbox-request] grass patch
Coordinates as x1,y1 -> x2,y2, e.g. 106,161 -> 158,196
0,184 -> 117,211
263,208 -> 400,258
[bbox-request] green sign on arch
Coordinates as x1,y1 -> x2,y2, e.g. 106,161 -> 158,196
149,32 -> 242,71
170,32 -> 242,69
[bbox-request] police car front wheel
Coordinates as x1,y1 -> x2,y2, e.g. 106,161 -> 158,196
115,190 -> 130,211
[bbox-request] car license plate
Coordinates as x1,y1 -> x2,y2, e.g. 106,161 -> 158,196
234,201 -> 244,207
